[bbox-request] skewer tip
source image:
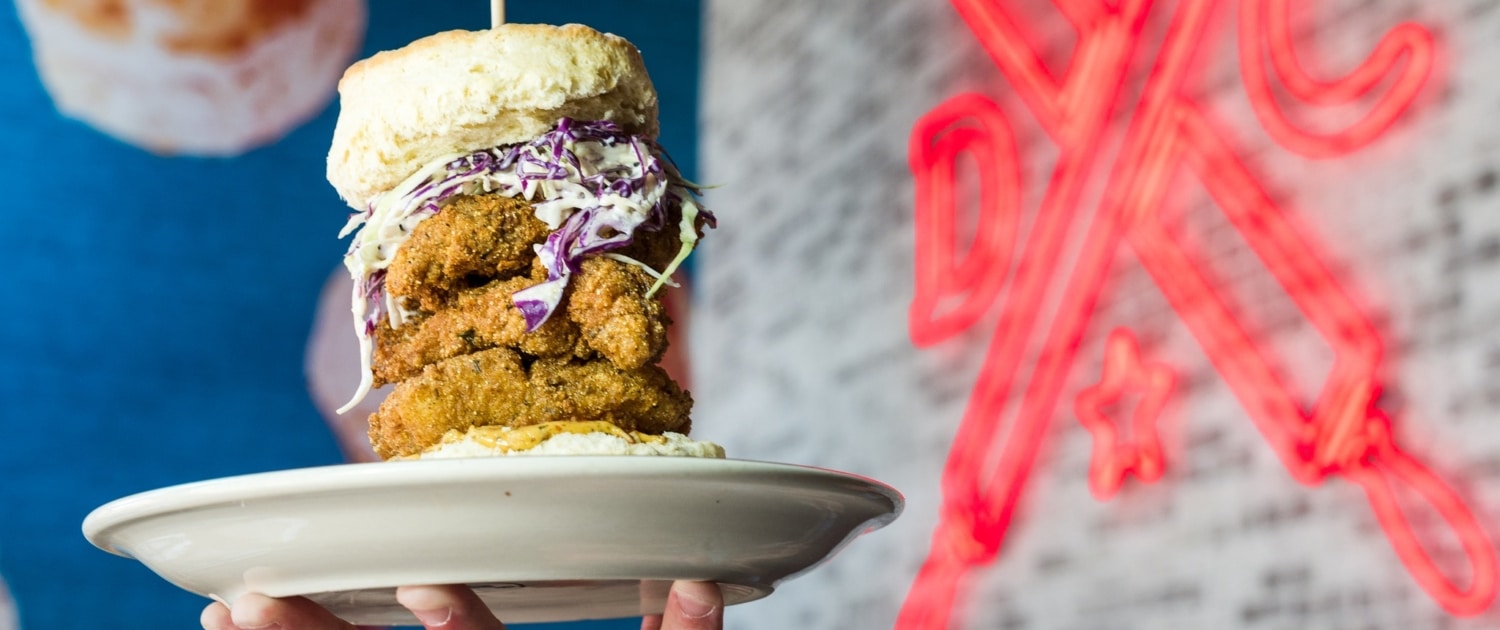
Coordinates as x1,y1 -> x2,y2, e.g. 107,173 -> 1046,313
490,0 -> 505,28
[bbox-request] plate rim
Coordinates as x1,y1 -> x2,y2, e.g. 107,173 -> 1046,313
82,456 -> 904,556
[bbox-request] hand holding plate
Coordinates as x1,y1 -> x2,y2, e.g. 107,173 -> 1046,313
200,585 -> 508,630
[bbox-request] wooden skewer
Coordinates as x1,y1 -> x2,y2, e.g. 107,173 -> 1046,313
491,0 -> 504,28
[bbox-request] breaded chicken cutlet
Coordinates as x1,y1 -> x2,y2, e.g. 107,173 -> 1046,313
370,194 -> 678,387
364,193 -> 693,459
369,348 -> 692,459
326,25 -> 722,460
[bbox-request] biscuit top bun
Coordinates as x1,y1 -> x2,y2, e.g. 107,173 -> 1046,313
327,24 -> 660,211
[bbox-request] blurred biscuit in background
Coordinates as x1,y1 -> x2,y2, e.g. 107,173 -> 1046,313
16,0 -> 366,156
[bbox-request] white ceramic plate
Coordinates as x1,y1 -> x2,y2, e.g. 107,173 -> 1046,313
83,457 -> 902,625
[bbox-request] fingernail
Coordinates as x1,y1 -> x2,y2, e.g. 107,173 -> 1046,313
398,585 -> 458,626
675,585 -> 718,619
228,606 -> 280,629
227,613 -> 279,630
410,607 -> 453,627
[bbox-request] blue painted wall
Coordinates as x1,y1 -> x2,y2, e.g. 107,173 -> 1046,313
0,1 -> 700,628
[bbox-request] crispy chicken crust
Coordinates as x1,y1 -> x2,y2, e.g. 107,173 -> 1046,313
372,256 -> 670,387
384,193 -> 686,314
385,194 -> 552,313
364,192 -> 695,459
368,347 -> 692,459
372,268 -> 584,387
566,256 -> 671,371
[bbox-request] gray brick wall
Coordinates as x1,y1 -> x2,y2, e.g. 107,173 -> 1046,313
695,0 -> 1500,628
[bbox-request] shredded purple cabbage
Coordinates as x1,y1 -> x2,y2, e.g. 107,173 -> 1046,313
361,269 -> 387,336
350,118 -> 713,339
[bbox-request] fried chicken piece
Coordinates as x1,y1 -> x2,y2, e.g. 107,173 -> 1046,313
523,353 -> 691,436
368,347 -> 693,459
369,347 -> 529,459
565,256 -> 670,369
367,191 -> 699,459
385,194 -> 552,313
371,266 -> 584,387
385,192 -> 691,314
371,256 -> 670,386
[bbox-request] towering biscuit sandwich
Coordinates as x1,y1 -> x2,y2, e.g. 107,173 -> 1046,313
327,25 -> 721,460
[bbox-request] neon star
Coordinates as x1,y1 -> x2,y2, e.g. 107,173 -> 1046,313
1074,329 -> 1175,500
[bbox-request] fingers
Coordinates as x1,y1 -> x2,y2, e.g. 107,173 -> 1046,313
200,601 -> 235,630
656,582 -> 722,630
201,593 -> 358,630
396,584 -> 507,630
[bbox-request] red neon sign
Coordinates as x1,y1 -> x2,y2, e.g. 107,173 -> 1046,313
1074,329 -> 1173,500
903,0 -> 1495,627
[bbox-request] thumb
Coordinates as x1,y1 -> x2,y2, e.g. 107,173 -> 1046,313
660,581 -> 723,630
